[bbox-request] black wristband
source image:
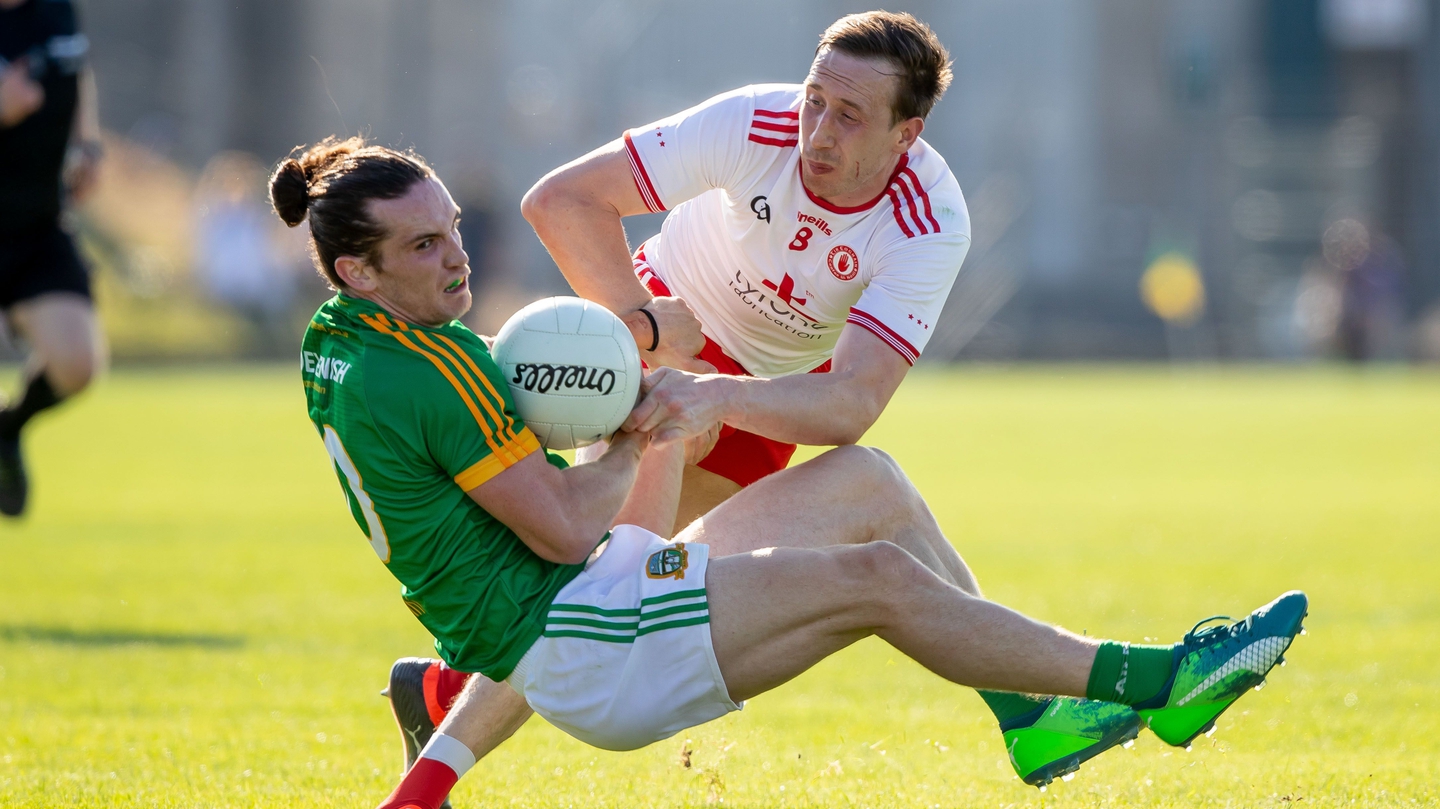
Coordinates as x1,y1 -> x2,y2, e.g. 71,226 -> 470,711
638,307 -> 660,352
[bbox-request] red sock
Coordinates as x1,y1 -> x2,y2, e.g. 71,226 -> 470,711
376,757 -> 459,809
423,661 -> 474,725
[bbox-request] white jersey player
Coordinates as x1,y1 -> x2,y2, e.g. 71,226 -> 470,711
623,82 -> 970,378
521,12 -> 970,528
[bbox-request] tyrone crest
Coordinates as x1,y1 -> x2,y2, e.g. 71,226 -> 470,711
828,245 -> 859,281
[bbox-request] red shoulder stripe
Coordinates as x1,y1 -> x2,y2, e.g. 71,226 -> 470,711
902,167 -> 942,232
623,131 -> 665,213
891,172 -> 931,237
885,187 -> 916,238
750,119 -> 799,134
748,133 -> 799,148
753,109 -> 799,120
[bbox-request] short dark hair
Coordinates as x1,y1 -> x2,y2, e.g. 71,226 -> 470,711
816,11 -> 953,124
269,136 -> 434,290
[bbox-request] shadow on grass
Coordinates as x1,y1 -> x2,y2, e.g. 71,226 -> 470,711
0,625 -> 245,649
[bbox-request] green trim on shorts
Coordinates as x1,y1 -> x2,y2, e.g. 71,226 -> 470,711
640,588 -> 707,606
636,615 -> 711,636
546,616 -> 640,631
638,601 -> 710,622
548,604 -> 643,618
542,629 -> 637,644
544,588 -> 711,642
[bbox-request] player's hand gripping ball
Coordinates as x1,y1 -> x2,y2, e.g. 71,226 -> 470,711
491,297 -> 643,450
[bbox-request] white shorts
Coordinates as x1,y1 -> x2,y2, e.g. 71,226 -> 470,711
506,524 -> 743,751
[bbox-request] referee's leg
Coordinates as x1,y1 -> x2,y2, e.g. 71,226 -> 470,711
0,292 -> 107,515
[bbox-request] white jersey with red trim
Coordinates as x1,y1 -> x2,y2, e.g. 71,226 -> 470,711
623,83 -> 970,377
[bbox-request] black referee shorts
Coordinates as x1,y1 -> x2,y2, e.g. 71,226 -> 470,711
0,221 -> 93,310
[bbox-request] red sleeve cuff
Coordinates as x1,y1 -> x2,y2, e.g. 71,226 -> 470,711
623,131 -> 665,213
846,308 -> 919,365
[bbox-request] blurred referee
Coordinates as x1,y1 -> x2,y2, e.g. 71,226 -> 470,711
0,0 -> 104,517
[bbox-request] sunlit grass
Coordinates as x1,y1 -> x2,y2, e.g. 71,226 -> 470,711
0,365 -> 1435,807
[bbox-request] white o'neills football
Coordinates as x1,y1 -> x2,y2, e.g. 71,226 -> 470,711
491,296 -> 643,450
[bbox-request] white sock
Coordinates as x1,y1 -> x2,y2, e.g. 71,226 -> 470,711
419,733 -> 476,778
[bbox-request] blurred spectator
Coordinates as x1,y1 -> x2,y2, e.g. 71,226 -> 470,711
193,151 -> 306,354
1322,218 -> 1406,361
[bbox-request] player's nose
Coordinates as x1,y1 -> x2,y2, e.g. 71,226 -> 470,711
445,237 -> 469,269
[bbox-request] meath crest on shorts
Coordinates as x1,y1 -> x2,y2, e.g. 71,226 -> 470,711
646,543 -> 690,580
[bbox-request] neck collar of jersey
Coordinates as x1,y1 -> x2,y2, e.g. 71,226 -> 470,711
335,293 -> 417,328
800,152 -> 909,215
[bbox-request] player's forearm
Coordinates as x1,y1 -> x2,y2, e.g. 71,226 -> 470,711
612,440 -> 685,538
545,432 -> 649,561
721,372 -> 883,446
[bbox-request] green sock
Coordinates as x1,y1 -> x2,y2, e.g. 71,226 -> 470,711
978,689 -> 1050,727
1085,641 -> 1177,705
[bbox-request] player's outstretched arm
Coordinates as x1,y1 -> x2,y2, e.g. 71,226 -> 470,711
466,429 -> 650,565
522,141 -> 710,372
627,326 -> 909,447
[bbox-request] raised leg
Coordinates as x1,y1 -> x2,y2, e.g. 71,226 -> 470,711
678,445 -> 977,592
705,541 -> 1096,703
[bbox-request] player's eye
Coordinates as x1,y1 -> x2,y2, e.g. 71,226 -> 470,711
842,112 -> 858,123
416,238 -> 434,251
806,96 -> 823,108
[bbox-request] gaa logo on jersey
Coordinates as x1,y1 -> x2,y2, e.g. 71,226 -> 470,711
828,245 -> 860,281
646,544 -> 689,580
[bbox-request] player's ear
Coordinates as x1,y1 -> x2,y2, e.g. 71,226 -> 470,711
334,255 -> 378,291
894,116 -> 924,154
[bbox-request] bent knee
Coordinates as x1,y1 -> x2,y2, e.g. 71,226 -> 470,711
822,445 -> 912,508
45,352 -> 100,396
830,542 -> 937,625
823,444 -> 902,482
837,541 -> 929,595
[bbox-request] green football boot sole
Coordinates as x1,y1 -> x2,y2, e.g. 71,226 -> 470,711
1137,590 -> 1308,748
1003,697 -> 1142,787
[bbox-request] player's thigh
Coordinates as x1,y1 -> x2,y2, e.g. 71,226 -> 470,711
706,542 -> 911,702
678,444 -> 908,556
9,293 -> 105,392
674,464 -> 741,532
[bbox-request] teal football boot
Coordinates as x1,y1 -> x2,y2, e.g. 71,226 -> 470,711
1002,697 -> 1142,787
1136,590 -> 1308,747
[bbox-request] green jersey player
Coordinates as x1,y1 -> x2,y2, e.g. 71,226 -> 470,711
302,292 -> 578,680
271,136 -> 1307,809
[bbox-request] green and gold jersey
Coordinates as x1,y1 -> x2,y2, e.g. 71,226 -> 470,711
301,295 -> 584,679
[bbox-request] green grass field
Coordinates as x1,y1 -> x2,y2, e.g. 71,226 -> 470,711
1,366 -> 1436,807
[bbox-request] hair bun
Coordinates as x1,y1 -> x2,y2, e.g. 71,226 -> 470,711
269,158 -> 311,226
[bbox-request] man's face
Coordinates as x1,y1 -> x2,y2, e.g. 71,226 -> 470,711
363,177 -> 471,326
800,48 -> 914,201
